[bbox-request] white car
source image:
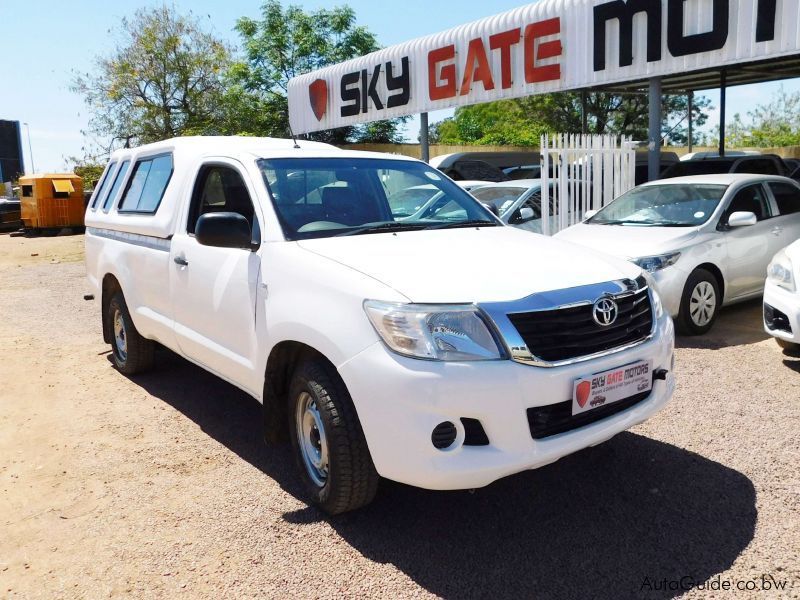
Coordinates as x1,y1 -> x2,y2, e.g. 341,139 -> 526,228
449,179 -> 564,233
84,136 -> 675,514
556,174 -> 800,335
764,240 -> 800,352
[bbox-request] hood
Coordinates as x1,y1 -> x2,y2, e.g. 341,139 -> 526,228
297,227 -> 641,303
555,223 -> 701,259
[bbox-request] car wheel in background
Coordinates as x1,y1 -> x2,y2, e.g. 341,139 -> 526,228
107,291 -> 155,375
677,268 -> 721,336
288,357 -> 378,515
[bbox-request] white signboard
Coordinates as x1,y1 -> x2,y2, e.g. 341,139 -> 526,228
288,0 -> 798,134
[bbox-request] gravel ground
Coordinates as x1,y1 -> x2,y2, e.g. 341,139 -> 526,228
1,232 -> 798,599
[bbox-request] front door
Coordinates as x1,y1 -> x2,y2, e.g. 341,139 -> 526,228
169,160 -> 263,392
721,183 -> 782,299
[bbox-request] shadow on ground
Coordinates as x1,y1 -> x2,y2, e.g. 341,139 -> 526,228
676,298 -> 767,350
126,349 -> 757,600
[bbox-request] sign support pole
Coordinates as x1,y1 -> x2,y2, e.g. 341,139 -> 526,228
719,71 -> 727,157
648,77 -> 662,182
420,112 -> 430,163
687,91 -> 694,153
581,91 -> 588,134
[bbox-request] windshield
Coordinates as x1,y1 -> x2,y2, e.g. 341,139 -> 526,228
471,186 -> 528,216
588,183 -> 728,226
258,158 -> 497,240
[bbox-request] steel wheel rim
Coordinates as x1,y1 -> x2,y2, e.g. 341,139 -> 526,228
295,391 -> 329,487
113,308 -> 127,361
689,281 -> 716,327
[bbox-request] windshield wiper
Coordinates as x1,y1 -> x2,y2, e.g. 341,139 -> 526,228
428,219 -> 498,230
335,222 -> 430,236
592,219 -> 687,226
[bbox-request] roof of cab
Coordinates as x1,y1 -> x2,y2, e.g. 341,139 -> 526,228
108,136 -> 423,164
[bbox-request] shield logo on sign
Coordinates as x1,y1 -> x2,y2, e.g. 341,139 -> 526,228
309,79 -> 328,121
576,381 -> 591,408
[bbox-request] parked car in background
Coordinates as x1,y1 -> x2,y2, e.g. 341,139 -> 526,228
661,154 -> 790,179
679,150 -> 761,161
84,136 -> 675,514
635,151 -> 680,185
455,180 -> 492,192
0,197 -> 21,231
764,239 -> 800,352
467,180 -> 561,233
556,174 -> 800,335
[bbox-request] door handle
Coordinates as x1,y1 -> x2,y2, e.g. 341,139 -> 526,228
173,256 -> 189,266
771,227 -> 783,236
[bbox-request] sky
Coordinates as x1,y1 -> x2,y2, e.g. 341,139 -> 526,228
3,0 -> 800,172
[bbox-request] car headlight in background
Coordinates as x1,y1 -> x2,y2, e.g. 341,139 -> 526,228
632,252 -> 681,273
767,250 -> 796,292
364,301 -> 505,361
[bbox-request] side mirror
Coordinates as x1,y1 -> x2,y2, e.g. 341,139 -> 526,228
727,211 -> 757,228
518,206 -> 536,222
482,202 -> 500,217
584,209 -> 598,220
196,212 -> 255,250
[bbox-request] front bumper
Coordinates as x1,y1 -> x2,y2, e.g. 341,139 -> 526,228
651,266 -> 688,318
339,313 -> 675,490
763,281 -> 800,343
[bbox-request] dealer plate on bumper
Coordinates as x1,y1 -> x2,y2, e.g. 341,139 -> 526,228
572,360 -> 652,416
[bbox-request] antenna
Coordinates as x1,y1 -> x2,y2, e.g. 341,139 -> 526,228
288,124 -> 300,149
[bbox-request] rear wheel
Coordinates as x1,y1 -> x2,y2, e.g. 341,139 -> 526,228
288,357 -> 378,514
677,268 -> 721,336
107,292 -> 154,374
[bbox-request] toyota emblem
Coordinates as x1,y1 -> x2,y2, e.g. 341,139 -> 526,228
592,297 -> 618,327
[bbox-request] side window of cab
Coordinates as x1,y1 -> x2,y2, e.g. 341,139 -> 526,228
187,165 -> 260,245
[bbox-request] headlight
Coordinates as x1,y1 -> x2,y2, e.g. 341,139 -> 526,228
767,250 -> 796,292
363,301 -> 505,361
632,252 -> 681,273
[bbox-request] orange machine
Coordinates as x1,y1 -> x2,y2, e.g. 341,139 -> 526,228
19,173 -> 85,233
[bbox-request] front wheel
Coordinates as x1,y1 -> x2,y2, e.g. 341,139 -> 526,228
777,338 -> 800,355
677,268 -> 721,336
288,357 -> 378,515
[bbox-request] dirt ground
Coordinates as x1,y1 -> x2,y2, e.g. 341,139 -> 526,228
1,232 -> 798,599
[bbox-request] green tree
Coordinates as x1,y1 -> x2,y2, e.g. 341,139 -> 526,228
724,87 -> 800,147
430,93 -> 711,147
232,1 -> 407,143
72,6 -> 232,148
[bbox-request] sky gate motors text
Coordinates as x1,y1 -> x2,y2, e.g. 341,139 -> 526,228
338,17 -> 562,118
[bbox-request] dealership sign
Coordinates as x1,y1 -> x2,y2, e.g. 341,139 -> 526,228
288,0 -> 796,134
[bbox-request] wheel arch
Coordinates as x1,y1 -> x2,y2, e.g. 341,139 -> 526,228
262,340 -> 338,444
101,273 -> 123,344
693,262 -> 725,301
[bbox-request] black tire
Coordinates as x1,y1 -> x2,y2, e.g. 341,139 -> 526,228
288,357 -> 378,515
107,292 -> 155,375
777,338 -> 800,355
676,268 -> 721,336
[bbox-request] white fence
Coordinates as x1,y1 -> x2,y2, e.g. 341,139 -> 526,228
540,134 -> 636,235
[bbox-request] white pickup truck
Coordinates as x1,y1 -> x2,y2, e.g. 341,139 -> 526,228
84,137 -> 675,514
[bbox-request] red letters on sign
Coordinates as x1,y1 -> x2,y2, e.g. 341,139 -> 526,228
489,28 -> 521,89
428,45 -> 457,101
427,17 -> 562,102
460,38 -> 495,95
525,18 -> 562,84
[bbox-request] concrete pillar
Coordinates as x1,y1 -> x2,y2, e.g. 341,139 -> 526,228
687,91 -> 694,153
648,78 -> 662,182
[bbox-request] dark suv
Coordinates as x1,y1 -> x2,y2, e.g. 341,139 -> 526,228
661,154 -> 791,179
